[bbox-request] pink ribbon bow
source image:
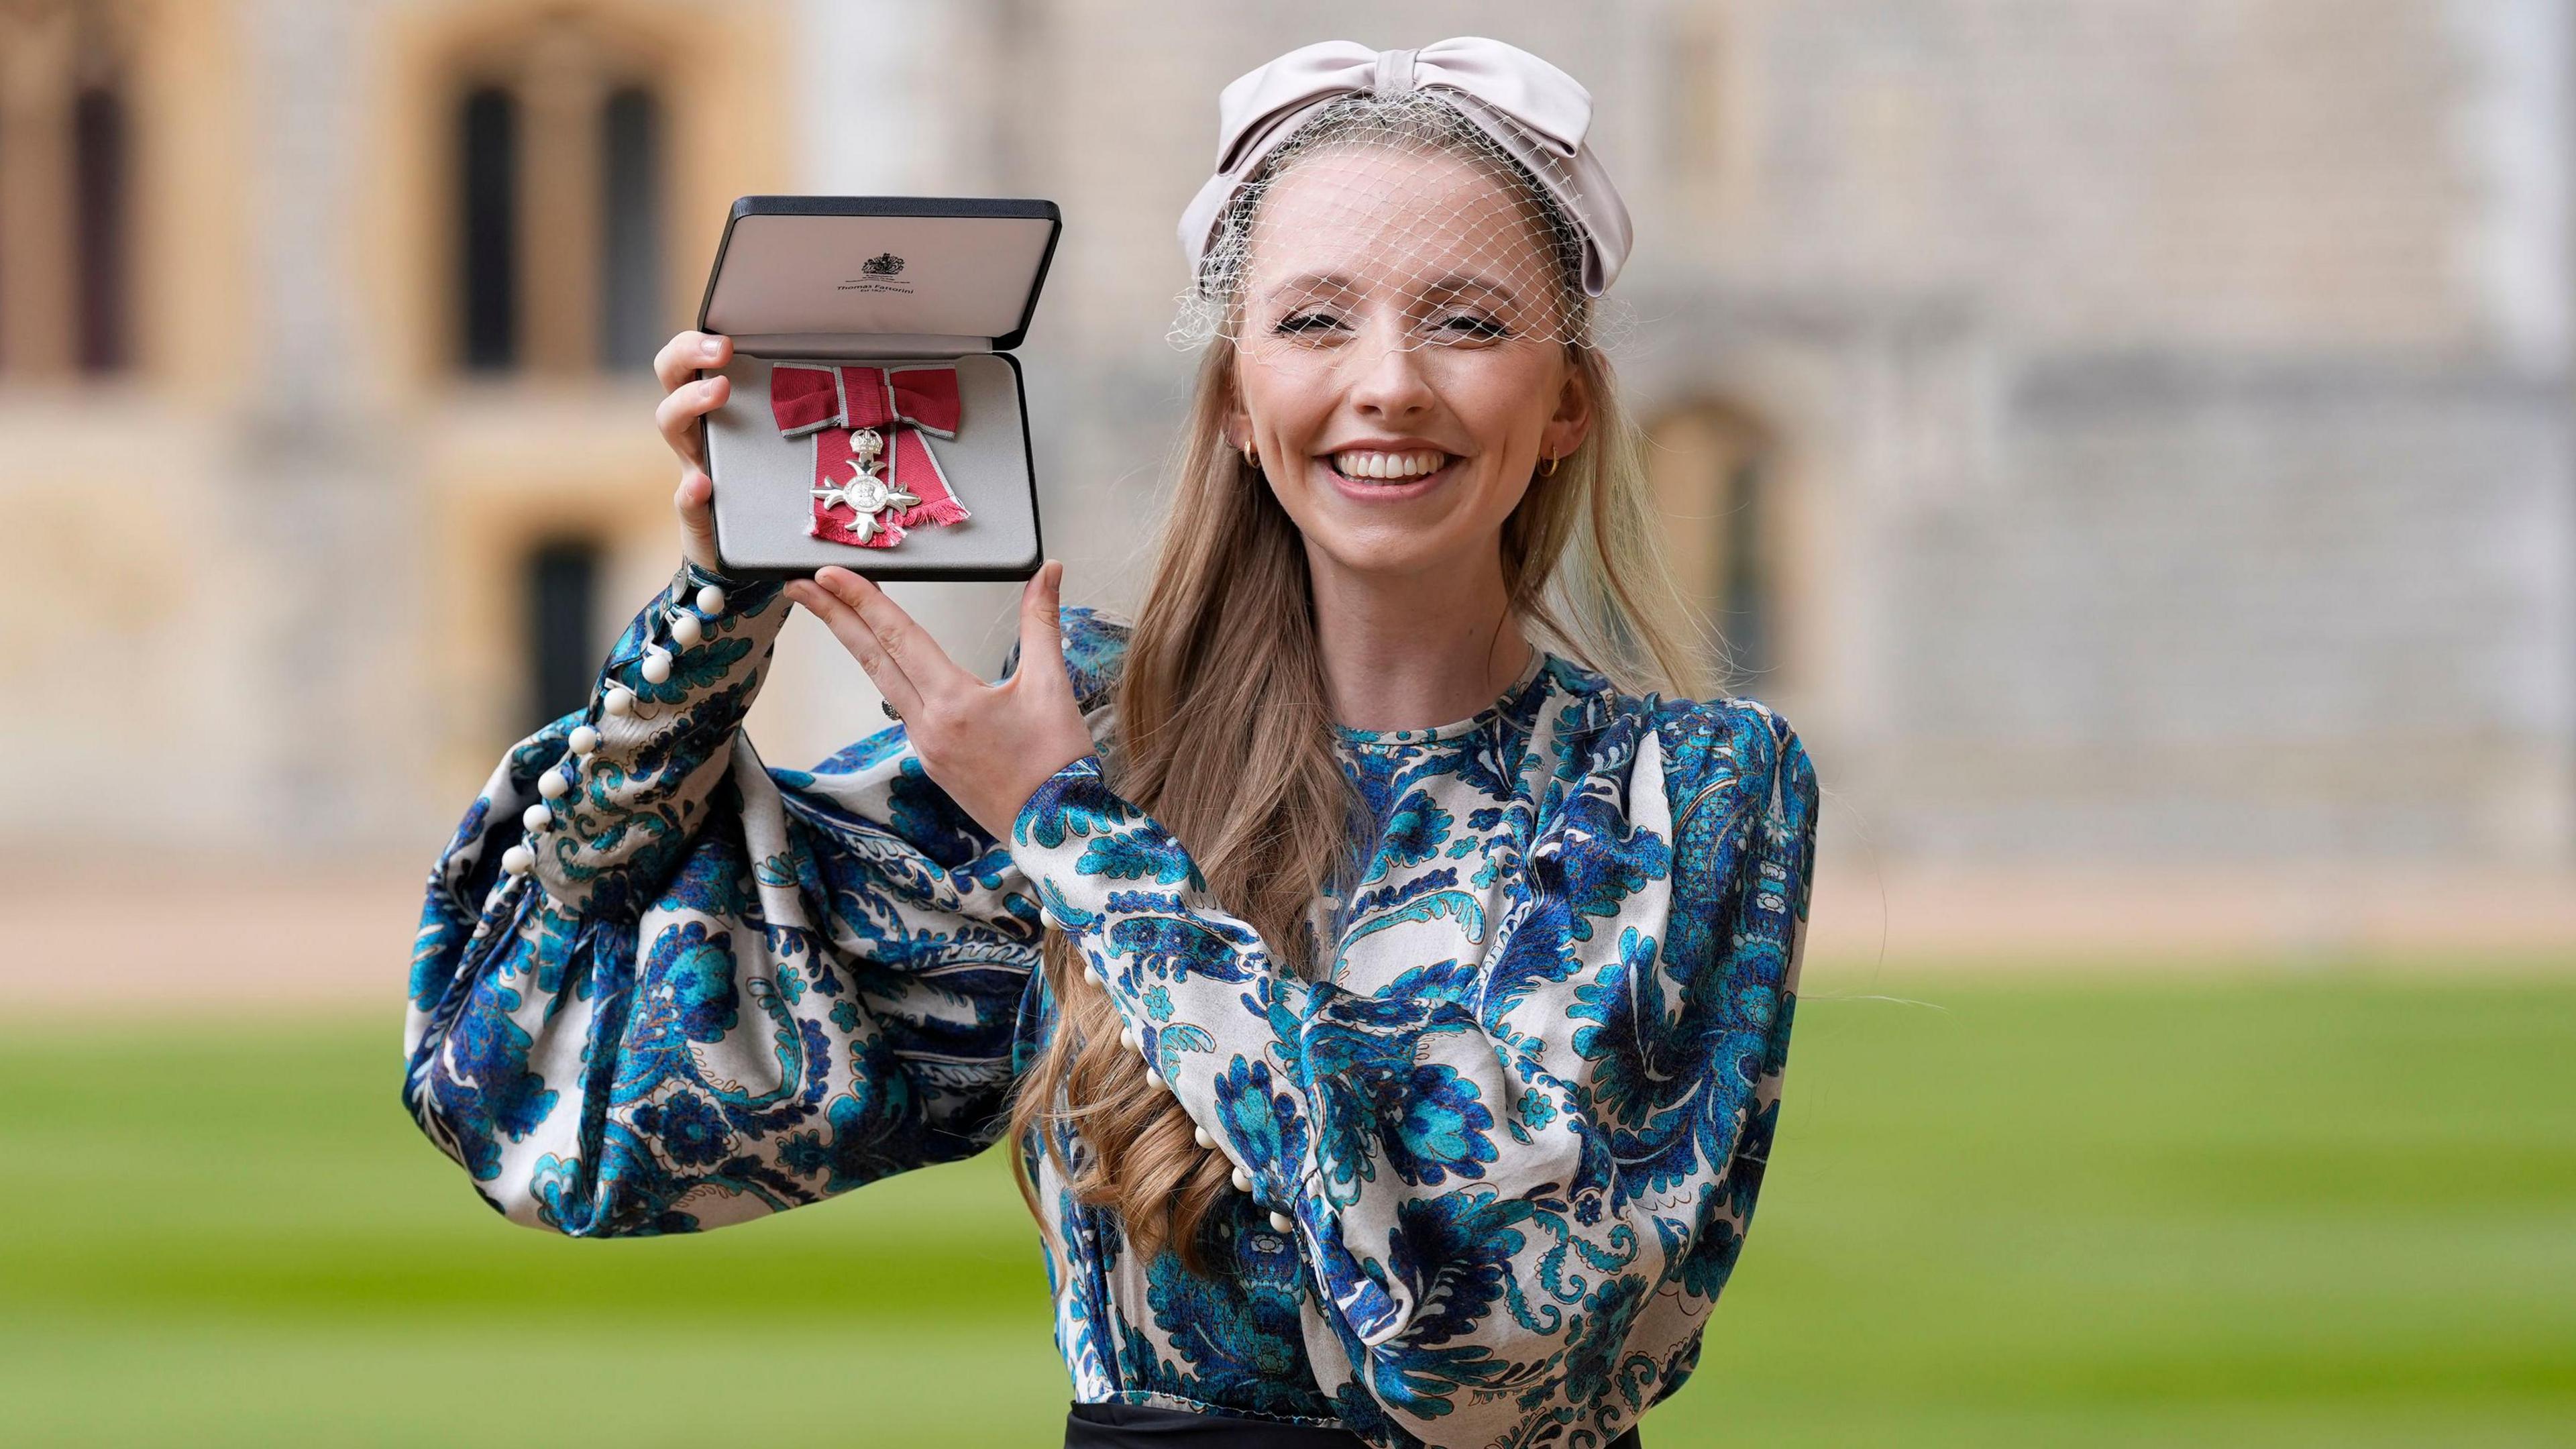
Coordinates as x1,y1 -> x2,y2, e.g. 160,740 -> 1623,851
770,363 -> 970,548
1176,37 -> 1634,297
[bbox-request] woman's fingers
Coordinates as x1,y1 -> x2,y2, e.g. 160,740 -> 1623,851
784,576 -> 928,718
653,331 -> 731,392
652,331 -> 733,474
655,375 -> 729,472
787,562 -> 1091,841
811,568 -> 981,700
1015,561 -> 1070,694
655,334 -> 731,557
672,470 -> 720,572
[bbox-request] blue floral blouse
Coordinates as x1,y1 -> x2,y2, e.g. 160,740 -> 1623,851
404,559 -> 1821,1448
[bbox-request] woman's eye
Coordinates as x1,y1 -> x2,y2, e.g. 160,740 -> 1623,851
1274,311 -> 1346,336
1430,313 -> 1510,341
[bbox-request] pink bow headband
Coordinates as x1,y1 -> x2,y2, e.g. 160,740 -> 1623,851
1177,37 -> 1635,297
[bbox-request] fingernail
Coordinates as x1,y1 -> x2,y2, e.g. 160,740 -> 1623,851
701,339 -> 722,360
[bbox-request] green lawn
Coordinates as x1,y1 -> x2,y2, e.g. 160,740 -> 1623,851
2,975 -> 2569,1447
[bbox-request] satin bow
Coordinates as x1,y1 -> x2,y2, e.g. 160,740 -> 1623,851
1177,37 -> 1633,296
769,363 -> 969,549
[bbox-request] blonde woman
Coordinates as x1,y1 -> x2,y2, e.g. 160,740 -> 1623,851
404,38 -> 1819,1449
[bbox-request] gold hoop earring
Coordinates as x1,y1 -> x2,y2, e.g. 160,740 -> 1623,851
1541,452 -> 1560,478
1242,439 -> 1257,468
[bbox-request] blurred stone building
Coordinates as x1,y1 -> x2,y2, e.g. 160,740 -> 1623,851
5,0 -> 2570,892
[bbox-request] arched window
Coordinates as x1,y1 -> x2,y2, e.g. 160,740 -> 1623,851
0,5 -> 132,378
1650,402 -> 1780,686
447,18 -> 670,376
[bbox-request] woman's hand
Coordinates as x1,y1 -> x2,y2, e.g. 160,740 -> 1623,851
784,560 -> 1099,842
653,330 -> 736,572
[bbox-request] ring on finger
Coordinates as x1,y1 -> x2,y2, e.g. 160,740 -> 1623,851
881,699 -> 902,721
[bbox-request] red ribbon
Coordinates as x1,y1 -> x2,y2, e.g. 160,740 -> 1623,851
769,364 -> 971,548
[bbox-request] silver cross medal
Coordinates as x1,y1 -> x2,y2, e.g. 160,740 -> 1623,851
812,427 -> 918,543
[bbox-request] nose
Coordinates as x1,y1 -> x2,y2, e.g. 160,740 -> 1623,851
1344,323 -> 1435,422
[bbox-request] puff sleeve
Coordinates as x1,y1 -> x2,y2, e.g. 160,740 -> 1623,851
1004,699 -> 1819,1446
400,562 -> 1107,1237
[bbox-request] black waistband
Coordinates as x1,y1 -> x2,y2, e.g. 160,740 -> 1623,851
1064,1400 -> 1644,1448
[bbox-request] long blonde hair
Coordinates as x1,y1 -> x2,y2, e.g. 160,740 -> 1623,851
1004,96 -> 1706,1273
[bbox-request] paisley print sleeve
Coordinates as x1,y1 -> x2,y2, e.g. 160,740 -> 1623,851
1007,701 -> 1820,1447
401,560 -> 1064,1237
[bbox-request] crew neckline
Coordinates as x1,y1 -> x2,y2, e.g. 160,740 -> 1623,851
1332,647 -> 1552,747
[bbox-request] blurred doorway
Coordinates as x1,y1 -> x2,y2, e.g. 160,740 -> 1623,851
1649,400 -> 1780,691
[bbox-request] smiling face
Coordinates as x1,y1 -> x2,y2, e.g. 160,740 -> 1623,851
1228,144 -> 1593,583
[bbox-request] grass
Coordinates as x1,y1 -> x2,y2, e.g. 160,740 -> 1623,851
1,973 -> 2569,1446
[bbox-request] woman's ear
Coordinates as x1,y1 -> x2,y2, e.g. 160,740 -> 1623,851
1540,355 -> 1595,464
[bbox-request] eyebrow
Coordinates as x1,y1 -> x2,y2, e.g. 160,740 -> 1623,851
1263,273 -> 1360,305
1258,272 -> 1524,307
1423,274 -> 1519,306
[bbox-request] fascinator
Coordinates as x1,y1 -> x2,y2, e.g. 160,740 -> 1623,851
1177,38 -> 1634,299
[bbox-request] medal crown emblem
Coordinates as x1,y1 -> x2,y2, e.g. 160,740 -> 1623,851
861,251 -> 905,277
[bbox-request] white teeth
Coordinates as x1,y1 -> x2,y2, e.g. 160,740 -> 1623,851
1332,449 -> 1447,480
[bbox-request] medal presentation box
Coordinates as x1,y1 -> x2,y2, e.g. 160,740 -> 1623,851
696,196 -> 1062,582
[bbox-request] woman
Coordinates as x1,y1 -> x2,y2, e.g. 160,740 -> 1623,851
404,38 -> 1819,1449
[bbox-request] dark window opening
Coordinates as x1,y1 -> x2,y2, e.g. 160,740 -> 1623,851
458,85 -> 518,371
598,85 -> 662,371
525,539 -> 601,730
72,85 -> 128,373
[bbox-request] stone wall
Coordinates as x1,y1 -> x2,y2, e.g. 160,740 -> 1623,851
0,0 -> 2563,868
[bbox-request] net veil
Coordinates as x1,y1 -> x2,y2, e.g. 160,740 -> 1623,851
1171,89 -> 1617,360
